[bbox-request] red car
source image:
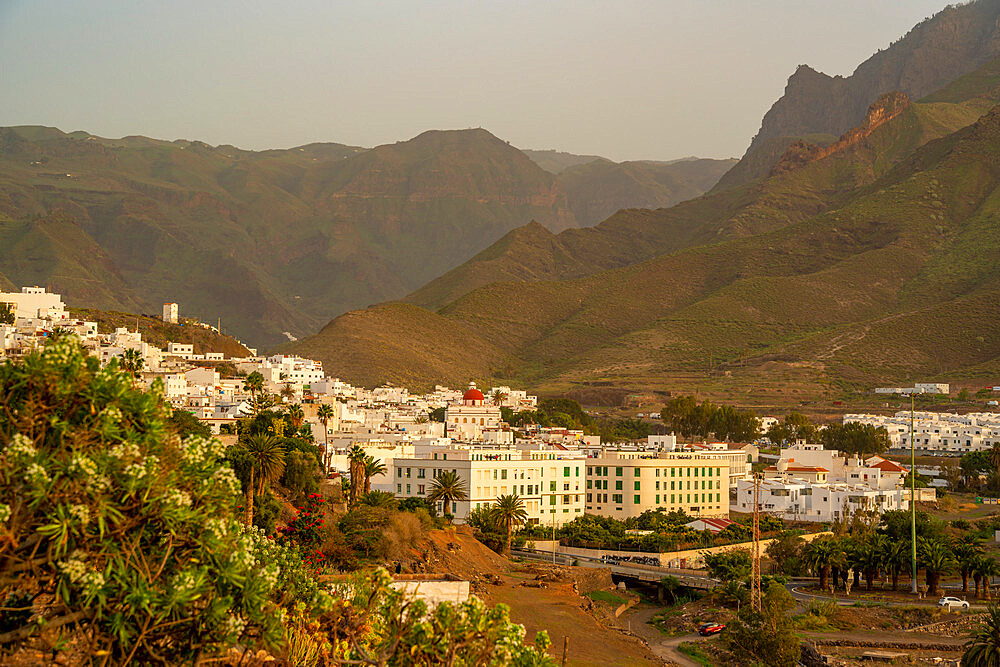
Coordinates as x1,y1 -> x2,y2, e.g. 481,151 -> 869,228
697,622 -> 725,636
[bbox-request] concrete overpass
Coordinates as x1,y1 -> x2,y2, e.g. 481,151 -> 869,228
512,549 -> 719,599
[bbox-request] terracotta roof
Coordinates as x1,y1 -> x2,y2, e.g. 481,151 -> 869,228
868,459 -> 906,473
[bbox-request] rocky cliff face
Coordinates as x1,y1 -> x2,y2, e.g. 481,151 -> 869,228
768,92 -> 912,177
716,0 -> 1000,190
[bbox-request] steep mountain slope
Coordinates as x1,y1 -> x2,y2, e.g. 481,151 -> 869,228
288,93 -> 1000,393
403,87 -> 989,312
0,127 -> 578,345
555,157 -> 737,227
714,0 -> 1000,190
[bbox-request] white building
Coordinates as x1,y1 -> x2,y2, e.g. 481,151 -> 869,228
445,383 -> 501,442
391,446 -> 586,526
736,477 -> 908,523
585,450 -> 730,519
0,287 -> 68,320
162,302 -> 179,324
845,411 -> 1000,452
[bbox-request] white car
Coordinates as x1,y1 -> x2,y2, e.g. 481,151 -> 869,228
938,596 -> 970,610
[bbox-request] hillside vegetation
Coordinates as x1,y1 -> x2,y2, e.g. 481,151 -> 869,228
287,68 -> 1000,398
0,127 -> 578,346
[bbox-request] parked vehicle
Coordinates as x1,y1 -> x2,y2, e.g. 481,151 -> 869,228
938,596 -> 970,610
698,622 -> 725,636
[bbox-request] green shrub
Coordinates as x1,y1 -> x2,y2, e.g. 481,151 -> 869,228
0,337 -> 297,661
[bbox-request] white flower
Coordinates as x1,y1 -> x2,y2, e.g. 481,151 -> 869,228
0,504 -> 10,523
163,489 -> 192,508
7,434 -> 36,459
260,564 -> 279,589
172,569 -> 198,595
109,442 -> 140,461
89,474 -> 111,492
211,466 -> 240,495
69,504 -> 90,526
123,463 -> 146,482
221,614 -> 246,638
68,454 -> 97,477
58,555 -> 104,596
205,518 -> 231,539
25,463 -> 50,486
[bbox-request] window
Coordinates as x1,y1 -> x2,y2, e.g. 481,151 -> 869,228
397,469 -> 402,477
615,481 -> 622,491
655,469 -> 660,477
550,481 -> 556,492
563,495 -> 570,504
670,481 -> 675,490
418,484 -> 425,494
418,469 -> 425,479
587,466 -> 592,475
634,481 -> 640,491
612,494 -> 623,504
550,496 -> 556,505
670,468 -> 675,477
694,468 -> 698,477
670,494 -> 675,503
634,467 -> 640,476
576,467 -> 580,477
587,480 -> 592,489
616,467 -> 623,476
655,481 -> 660,490
396,484 -> 401,492
716,493 -> 720,503
564,467 -> 570,477
406,468 -> 411,478
656,494 -> 660,503
587,493 -> 592,502
406,484 -> 411,493
501,470 -> 507,480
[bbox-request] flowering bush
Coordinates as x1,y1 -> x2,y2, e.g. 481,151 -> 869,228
0,337 -> 294,661
278,492 -> 327,549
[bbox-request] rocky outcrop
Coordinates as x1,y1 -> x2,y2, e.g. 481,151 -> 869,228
716,0 -> 1000,190
768,92 -> 911,177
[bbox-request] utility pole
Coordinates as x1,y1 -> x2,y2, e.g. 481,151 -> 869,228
910,392 -> 918,595
751,472 -> 762,611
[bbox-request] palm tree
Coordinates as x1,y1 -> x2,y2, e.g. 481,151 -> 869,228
489,494 -> 528,556
243,371 -> 265,415
359,490 -> 398,509
804,537 -> 842,591
919,538 -> 956,597
317,403 -> 334,471
363,456 -> 387,494
120,348 -> 144,384
286,403 -> 304,430
976,556 -> 1000,600
991,444 -> 1000,477
884,539 -> 910,591
427,470 -> 468,517
857,535 -> 886,591
244,434 -> 285,526
491,389 -> 508,406
963,603 -> 1000,667
347,444 -> 367,506
955,539 -> 986,594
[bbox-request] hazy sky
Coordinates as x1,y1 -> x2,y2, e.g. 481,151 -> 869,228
0,1 -> 950,161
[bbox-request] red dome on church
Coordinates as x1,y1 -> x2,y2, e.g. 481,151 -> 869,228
463,387 -> 485,402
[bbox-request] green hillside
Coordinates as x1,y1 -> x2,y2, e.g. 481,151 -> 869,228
0,126 -> 579,345
288,82 -> 1000,398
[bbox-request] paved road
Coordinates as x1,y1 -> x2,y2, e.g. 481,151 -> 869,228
786,582 -> 984,610
621,605 -> 707,667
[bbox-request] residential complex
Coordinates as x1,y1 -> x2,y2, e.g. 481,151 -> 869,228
844,411 -> 1000,452
585,451 -> 730,519
737,442 -> 911,522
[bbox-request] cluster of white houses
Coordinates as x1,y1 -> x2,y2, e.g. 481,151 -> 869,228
3,286 -> 941,528
736,442 -> 914,523
845,411 -> 1000,453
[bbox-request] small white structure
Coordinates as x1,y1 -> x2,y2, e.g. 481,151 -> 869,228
444,382 -> 502,442
162,302 -> 179,324
0,286 -> 67,320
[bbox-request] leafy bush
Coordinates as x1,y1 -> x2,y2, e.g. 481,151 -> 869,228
0,337 -> 290,661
